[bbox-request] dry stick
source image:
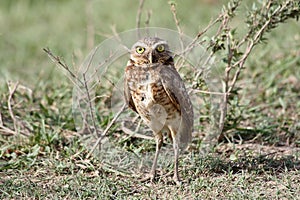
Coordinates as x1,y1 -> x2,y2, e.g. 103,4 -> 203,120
86,103 -> 127,158
178,15 -> 223,85
82,45 -> 99,75
183,14 -> 223,55
43,48 -> 95,135
0,112 -> 3,126
110,26 -> 130,52
78,47 -> 103,141
121,125 -> 153,140
44,45 -> 127,154
193,51 -> 214,84
86,48 -> 122,92
43,48 -> 83,86
193,89 -> 229,96
82,73 -> 100,139
136,0 -> 145,38
188,15 -> 224,85
144,9 -> 152,36
4,82 -> 30,136
0,126 -> 16,136
218,26 -> 233,141
170,3 -> 185,69
170,3 -> 184,45
145,9 -> 152,28
7,81 -> 19,133
0,111 -> 16,136
44,47 -> 100,142
196,14 -> 223,43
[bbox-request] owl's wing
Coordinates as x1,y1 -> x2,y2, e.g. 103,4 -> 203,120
124,76 -> 138,113
159,65 -> 193,123
160,65 -> 194,149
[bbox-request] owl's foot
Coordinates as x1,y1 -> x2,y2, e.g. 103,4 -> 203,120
173,173 -> 182,186
139,171 -> 156,183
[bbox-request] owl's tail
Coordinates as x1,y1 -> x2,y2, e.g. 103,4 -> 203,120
177,112 -> 193,150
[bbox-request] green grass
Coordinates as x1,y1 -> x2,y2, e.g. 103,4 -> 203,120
1,0 -> 300,199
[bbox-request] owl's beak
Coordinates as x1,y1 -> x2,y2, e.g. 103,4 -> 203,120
148,51 -> 153,64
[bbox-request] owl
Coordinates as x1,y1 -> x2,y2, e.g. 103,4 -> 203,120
124,37 -> 193,184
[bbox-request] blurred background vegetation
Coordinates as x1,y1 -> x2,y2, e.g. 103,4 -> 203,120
0,0 -> 222,84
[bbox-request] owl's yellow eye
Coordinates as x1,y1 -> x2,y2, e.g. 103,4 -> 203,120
136,46 -> 145,54
156,45 -> 165,52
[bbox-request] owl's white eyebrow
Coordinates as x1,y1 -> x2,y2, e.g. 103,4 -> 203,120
133,42 -> 147,48
154,41 -> 167,46
153,41 -> 168,48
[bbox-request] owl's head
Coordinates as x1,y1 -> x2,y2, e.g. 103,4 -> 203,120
130,37 -> 173,66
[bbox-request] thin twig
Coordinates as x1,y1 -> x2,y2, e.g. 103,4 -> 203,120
44,47 -> 102,140
193,50 -> 214,84
82,73 -> 99,139
43,48 -> 82,86
4,82 -> 30,137
0,111 -> 3,126
85,48 -> 121,91
218,27 -> 233,140
82,45 -> 100,75
102,162 -> 132,177
145,9 -> 152,28
0,125 -> 16,136
192,89 -> 230,96
86,103 -> 127,158
110,26 -> 130,52
186,14 -> 223,54
7,81 -> 19,132
170,2 -> 184,54
136,0 -> 145,38
121,125 -> 153,140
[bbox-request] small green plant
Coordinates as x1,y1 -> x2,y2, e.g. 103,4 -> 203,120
196,0 -> 300,143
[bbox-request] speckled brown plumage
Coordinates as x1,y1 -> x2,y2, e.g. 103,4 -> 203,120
124,37 -> 193,184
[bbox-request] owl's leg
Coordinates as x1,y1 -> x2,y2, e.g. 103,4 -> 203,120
169,127 -> 181,185
150,132 -> 163,181
173,138 -> 180,184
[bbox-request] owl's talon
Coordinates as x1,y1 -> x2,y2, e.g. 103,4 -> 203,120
173,175 -> 182,185
139,172 -> 156,183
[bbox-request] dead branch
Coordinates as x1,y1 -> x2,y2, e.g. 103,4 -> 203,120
169,2 -> 184,61
136,0 -> 145,38
1,82 -> 31,136
86,103 -> 127,158
82,73 -> 99,138
7,81 -> 19,132
43,48 -> 82,86
121,124 -> 153,140
0,112 -> 2,126
145,9 -> 152,28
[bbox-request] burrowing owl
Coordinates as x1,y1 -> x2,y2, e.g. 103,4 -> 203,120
124,37 -> 193,184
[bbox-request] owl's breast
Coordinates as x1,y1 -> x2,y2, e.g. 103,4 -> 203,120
131,70 -> 161,108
